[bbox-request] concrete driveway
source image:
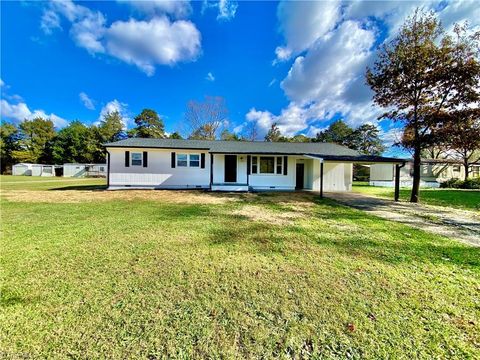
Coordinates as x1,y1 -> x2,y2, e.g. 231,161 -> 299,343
326,192 -> 480,247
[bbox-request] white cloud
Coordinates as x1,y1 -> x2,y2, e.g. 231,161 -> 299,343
98,99 -> 130,128
106,17 -> 201,75
205,72 -> 215,81
245,103 -> 309,137
40,9 -> 61,34
40,0 -> 201,75
120,0 -> 192,18
0,79 -> 4,87
276,0 -> 340,60
79,92 -> 95,110
281,20 -> 375,105
268,78 -> 277,87
202,0 -> 238,21
1,99 -> 68,128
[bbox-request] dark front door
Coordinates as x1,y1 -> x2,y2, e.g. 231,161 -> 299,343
296,163 -> 304,190
224,155 -> 237,183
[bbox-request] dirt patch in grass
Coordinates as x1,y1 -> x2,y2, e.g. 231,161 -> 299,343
232,204 -> 304,225
1,189 -> 242,205
1,189 -> 319,207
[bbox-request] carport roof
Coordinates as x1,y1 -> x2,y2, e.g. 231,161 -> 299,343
104,138 -> 405,162
306,154 -> 406,163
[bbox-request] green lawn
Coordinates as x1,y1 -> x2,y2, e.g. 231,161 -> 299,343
353,181 -> 480,211
0,175 -> 106,191
1,177 -> 479,358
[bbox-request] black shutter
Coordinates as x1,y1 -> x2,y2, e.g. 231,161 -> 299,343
171,152 -> 176,168
283,156 -> 288,175
143,152 -> 148,167
125,151 -> 130,167
247,155 -> 251,175
201,153 -> 205,168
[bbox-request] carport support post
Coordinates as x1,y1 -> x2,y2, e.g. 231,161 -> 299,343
394,164 -> 400,202
320,161 -> 324,198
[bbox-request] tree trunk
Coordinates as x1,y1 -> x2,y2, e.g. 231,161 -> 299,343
410,146 -> 421,203
464,159 -> 469,181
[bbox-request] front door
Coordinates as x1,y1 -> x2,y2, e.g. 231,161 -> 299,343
296,163 -> 304,190
224,155 -> 237,183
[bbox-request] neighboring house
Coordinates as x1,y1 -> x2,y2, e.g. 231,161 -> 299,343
104,139 -> 405,195
370,159 -> 480,188
63,163 -> 107,178
12,163 -> 56,177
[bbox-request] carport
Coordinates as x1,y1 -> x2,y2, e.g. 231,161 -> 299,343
306,154 -> 407,201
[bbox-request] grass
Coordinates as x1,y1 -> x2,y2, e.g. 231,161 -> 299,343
1,176 -> 479,358
353,181 -> 480,211
0,175 -> 106,191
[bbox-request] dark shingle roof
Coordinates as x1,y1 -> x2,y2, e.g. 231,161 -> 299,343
104,138 -> 359,156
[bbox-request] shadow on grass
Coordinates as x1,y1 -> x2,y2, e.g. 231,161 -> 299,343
311,199 -> 480,269
206,195 -> 480,269
50,184 -> 108,191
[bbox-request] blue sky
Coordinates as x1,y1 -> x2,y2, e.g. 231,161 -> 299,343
1,1 -> 479,156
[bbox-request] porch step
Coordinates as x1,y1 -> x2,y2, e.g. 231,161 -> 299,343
211,183 -> 249,192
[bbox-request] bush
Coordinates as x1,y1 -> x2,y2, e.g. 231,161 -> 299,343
440,177 -> 480,189
462,177 -> 480,189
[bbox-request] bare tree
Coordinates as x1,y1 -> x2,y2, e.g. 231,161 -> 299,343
242,121 -> 259,141
185,96 -> 228,140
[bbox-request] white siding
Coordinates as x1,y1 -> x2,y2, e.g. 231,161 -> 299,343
108,147 -> 210,188
322,162 -> 351,192
370,164 -> 394,181
248,155 -> 296,190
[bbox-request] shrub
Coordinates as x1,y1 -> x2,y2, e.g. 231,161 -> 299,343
440,177 -> 480,189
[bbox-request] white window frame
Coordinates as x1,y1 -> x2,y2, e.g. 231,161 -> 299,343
251,156 -> 284,175
131,152 -> 143,166
189,154 -> 200,167
177,153 -> 200,168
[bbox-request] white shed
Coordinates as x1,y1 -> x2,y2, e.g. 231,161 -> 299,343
63,163 -> 107,177
12,163 -> 33,176
12,163 -> 55,177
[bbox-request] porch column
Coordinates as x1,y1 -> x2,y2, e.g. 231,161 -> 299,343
394,163 -> 400,201
210,153 -> 214,190
320,160 -> 324,198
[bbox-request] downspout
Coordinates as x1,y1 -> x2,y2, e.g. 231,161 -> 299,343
394,161 -> 406,201
106,149 -> 111,189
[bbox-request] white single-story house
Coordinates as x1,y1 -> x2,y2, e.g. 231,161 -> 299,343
104,139 -> 406,198
370,159 -> 480,188
63,163 -> 107,178
12,163 -> 56,177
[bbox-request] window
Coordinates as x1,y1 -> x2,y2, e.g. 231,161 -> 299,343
453,165 -> 461,173
252,156 -> 258,174
131,152 -> 142,166
472,166 -> 479,178
260,157 -> 275,174
276,156 -> 283,174
100,166 -> 105,172
177,154 -> 200,167
251,156 -> 284,175
189,154 -> 200,167
177,154 -> 188,167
